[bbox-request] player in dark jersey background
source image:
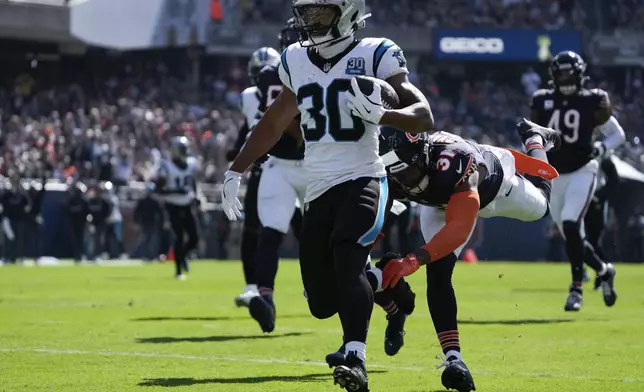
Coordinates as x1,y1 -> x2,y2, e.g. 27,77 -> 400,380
240,18 -> 308,334
229,23 -> 306,308
530,51 -> 625,311
228,46 -> 279,305
377,120 -> 560,392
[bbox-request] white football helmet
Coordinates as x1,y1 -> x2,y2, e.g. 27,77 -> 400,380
248,47 -> 280,84
292,0 -> 371,47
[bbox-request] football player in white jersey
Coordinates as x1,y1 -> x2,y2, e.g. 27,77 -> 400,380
154,136 -> 199,280
221,0 -> 433,390
228,47 -> 280,305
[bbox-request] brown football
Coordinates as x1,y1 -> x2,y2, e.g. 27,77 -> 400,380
348,76 -> 401,109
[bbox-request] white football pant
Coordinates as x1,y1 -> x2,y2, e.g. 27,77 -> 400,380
257,157 -> 308,234
549,159 -> 598,239
420,146 -> 549,257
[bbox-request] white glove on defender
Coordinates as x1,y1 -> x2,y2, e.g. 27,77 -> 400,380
346,77 -> 387,125
222,171 -> 244,221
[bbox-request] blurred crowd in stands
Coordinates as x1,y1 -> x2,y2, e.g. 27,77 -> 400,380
243,0 -> 581,29
610,0 -> 644,29
10,0 -> 644,31
1,59 -> 643,187
3,59 -> 643,187
242,0 -> 644,30
0,52 -> 244,185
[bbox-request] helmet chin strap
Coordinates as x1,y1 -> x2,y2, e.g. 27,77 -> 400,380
408,175 -> 430,195
316,34 -> 354,59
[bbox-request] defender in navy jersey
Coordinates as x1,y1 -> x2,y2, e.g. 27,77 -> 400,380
379,121 -> 561,392
530,51 -> 624,311
242,18 -> 308,334
386,132 -> 504,210
229,46 -> 280,305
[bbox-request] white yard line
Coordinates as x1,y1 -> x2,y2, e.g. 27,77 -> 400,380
0,347 -> 422,371
1,347 -> 642,383
1,259 -> 146,267
204,324 -> 644,350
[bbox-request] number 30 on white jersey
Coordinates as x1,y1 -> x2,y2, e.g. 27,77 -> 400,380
278,37 -> 409,202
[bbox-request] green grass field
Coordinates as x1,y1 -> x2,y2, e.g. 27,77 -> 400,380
1,260 -> 643,392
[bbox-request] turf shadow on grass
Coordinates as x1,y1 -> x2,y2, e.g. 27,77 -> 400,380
138,374 -> 328,386
135,331 -> 310,344
458,318 -> 575,325
132,315 -> 310,322
138,371 -> 386,386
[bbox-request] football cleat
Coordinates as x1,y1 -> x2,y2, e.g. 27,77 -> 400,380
375,253 -> 416,315
248,296 -> 275,333
384,311 -> 407,356
332,351 -> 369,392
175,274 -> 187,281
593,274 -> 601,290
326,344 -> 346,368
235,285 -> 259,307
440,355 -> 476,392
564,287 -> 583,312
516,118 -> 562,152
600,263 -> 617,307
582,268 -> 590,283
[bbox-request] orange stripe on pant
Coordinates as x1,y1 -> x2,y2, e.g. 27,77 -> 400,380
507,148 -> 559,180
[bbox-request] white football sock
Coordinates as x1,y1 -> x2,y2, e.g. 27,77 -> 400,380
525,135 -> 545,147
446,350 -> 462,361
345,341 -> 367,363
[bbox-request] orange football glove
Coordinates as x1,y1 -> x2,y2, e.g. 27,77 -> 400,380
382,254 -> 421,289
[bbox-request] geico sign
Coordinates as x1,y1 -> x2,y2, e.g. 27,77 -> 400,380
439,37 -> 504,54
